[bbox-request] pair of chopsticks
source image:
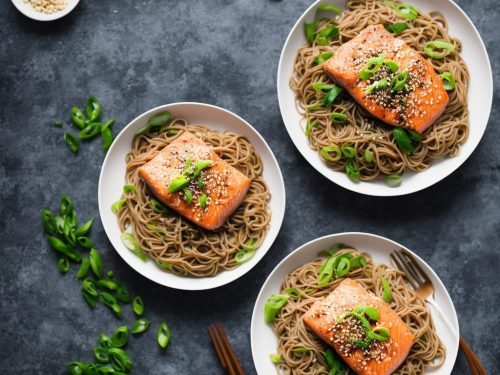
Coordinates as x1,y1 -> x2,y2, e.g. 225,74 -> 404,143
208,322 -> 245,375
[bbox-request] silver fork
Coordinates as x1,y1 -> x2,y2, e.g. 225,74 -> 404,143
391,248 -> 487,375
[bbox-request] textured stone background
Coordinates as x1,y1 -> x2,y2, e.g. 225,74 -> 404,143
0,0 -> 498,374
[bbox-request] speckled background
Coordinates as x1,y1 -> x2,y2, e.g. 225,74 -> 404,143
0,0 -> 498,374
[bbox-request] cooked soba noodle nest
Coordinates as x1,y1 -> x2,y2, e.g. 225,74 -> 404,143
117,119 -> 271,277
291,0 -> 469,181
272,248 -> 445,374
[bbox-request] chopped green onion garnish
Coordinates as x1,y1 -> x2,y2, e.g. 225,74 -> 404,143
359,55 -> 384,80
396,3 -> 419,20
74,218 -> 93,237
385,175 -> 402,187
384,60 -> 399,72
99,291 -> 122,318
264,294 -> 290,323
86,96 -> 102,122
317,4 -> 342,15
292,348 -> 311,354
390,70 -> 409,92
111,199 -> 127,214
393,128 -> 414,155
345,158 -> 360,182
341,144 -> 356,159
79,122 -> 102,140
318,256 -> 336,286
157,322 -> 171,349
364,148 -> 373,163
89,248 -> 103,279
183,187 -> 193,204
131,318 -> 150,334
322,86 -> 343,107
108,347 -> 132,372
312,82 -> 335,91
384,22 -> 408,34
199,193 -> 207,210
123,184 -> 136,194
366,78 -> 388,94
93,347 -> 109,363
235,238 -> 257,264
133,296 -> 144,316
64,132 -> 79,153
305,120 -> 319,137
120,232 -> 147,261
168,175 -> 190,193
381,277 -> 393,303
270,354 -> 283,364
101,126 -> 113,152
70,107 -> 86,129
304,22 -> 316,44
111,326 -> 129,348
330,112 -> 347,123
137,112 -> 172,134
364,306 -> 379,321
58,257 -> 70,273
285,288 -> 301,299
77,258 -> 90,279
314,51 -> 333,65
150,198 -> 169,214
440,72 -> 456,90
408,129 -> 424,141
424,40 -> 455,59
369,326 -> 391,341
320,145 -> 341,162
336,257 -> 350,278
315,25 -> 339,46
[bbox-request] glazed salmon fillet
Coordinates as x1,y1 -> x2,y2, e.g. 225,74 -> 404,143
138,131 -> 251,230
324,24 -> 449,133
303,278 -> 415,375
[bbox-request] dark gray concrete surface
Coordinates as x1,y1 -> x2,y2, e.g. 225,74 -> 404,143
0,0 -> 498,374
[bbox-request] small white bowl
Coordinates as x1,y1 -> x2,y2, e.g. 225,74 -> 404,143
11,0 -> 80,21
98,102 -> 286,290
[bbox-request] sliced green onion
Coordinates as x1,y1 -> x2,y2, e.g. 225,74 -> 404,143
306,102 -> 323,112
111,199 -> 127,214
47,236 -> 81,262
440,72 -> 456,90
110,326 -> 128,348
58,196 -> 72,217
41,209 -> 57,234
330,112 -> 347,123
58,257 -> 70,273
385,174 -> 402,187
116,286 -> 131,303
370,326 -> 391,341
123,184 -> 136,194
366,78 -> 388,94
270,354 -> 283,364
86,96 -> 102,122
384,60 -> 399,72
166,129 -> 180,136
182,187 -> 193,204
199,193 -> 208,210
77,236 -> 92,248
120,232 -> 147,261
396,3 -> 419,20
157,322 -> 171,349
345,158 -> 360,182
304,22 -> 316,44
71,107 -> 86,129
133,296 -> 144,316
305,120 -> 320,137
313,51 -> 333,65
99,291 -> 122,318
424,40 -> 455,59
99,333 -> 113,349
137,112 -> 172,134
364,306 -> 379,321
341,144 -> 356,159
318,256 -> 336,286
312,82 -> 335,91
193,159 -> 214,178
285,288 -> 301,299
97,278 -> 121,291
74,219 -> 93,237
101,126 -> 113,153
384,22 -> 408,34
338,311 -> 371,333
79,122 -> 102,140
235,238 -> 258,264
320,145 -> 341,162
168,175 -> 190,193
359,55 -> 384,80
317,4 -> 342,15
381,277 -> 393,303
324,348 -> 346,373
336,257 -> 350,278
349,255 -> 367,269
408,129 -> 424,141
292,348 -> 311,354
89,248 -> 104,279
101,117 -> 115,131
393,128 -> 414,155
315,25 -> 339,46
264,294 -> 290,323
150,198 -> 169,214
390,70 -> 409,92
364,148 -> 373,163
77,258 -> 90,279
64,132 -> 80,153
158,262 -> 173,271
82,277 -> 98,297
108,348 -> 132,372
131,318 -> 150,334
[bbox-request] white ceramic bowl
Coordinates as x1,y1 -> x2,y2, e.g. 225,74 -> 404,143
11,0 -> 79,21
251,232 -> 459,374
98,102 -> 286,290
277,0 -> 492,196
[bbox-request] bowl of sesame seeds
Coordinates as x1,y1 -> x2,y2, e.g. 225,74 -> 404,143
11,0 -> 79,21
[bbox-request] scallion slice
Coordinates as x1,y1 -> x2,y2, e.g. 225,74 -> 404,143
322,86 -> 343,107
264,294 -> 290,323
390,70 -> 409,92
359,55 -> 384,80
440,72 -> 456,90
313,51 -> 333,65
330,112 -> 347,123
396,3 -> 419,20
320,145 -> 341,162
424,40 -> 455,59
384,22 -> 408,34
366,78 -> 388,94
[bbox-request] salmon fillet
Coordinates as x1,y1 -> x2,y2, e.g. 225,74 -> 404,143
138,130 -> 251,231
324,24 -> 449,133
303,278 -> 414,375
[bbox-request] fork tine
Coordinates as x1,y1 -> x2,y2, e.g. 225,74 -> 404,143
401,248 -> 431,284
217,322 -> 245,375
390,252 -> 419,289
208,325 -> 226,369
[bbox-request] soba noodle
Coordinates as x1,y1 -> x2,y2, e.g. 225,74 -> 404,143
117,118 -> 271,277
272,248 -> 445,374
291,0 -> 469,180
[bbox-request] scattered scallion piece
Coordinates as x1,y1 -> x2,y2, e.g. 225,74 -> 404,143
318,256 -> 336,286
58,257 -> 70,273
264,294 -> 290,323
330,112 -> 347,123
74,219 -> 93,237
304,22 -> 316,44
123,184 -> 136,194
315,25 -> 339,46
54,120 -> 63,127
108,347 -> 132,372
345,158 -> 360,182
120,233 -> 147,261
285,288 -> 301,299
312,82 -> 335,91
305,119 -> 320,137
320,145 -> 341,162
341,144 -> 356,159
393,128 -> 415,155
133,296 -> 144,316
64,132 -> 80,153
168,175 -> 190,193
86,96 -> 102,122
111,199 -> 127,214
385,174 -> 402,187
89,248 -> 104,279
150,198 -> 169,214
101,126 -> 113,152
111,326 -> 128,348
390,70 -> 409,92
137,111 -> 172,134
79,122 -> 102,140
364,148 -> 373,163
270,354 -> 283,364
424,40 -> 455,59
199,193 -> 207,210
384,22 -> 408,34
366,78 -> 388,94
71,107 -> 86,129
292,348 -> 311,354
93,347 -> 109,363
317,4 -> 342,15
335,257 -> 350,278
77,258 -> 91,279
381,277 -> 393,303
359,55 -> 384,80
41,209 -> 57,234
77,236 -> 92,248
313,51 -> 333,65
384,59 -> 399,72
157,322 -> 171,349
99,291 -> 122,318
131,318 -> 150,334
324,348 -> 347,373
440,72 -> 456,90
116,286 -> 132,303
396,3 -> 419,20
182,187 -> 193,204
235,238 -> 258,264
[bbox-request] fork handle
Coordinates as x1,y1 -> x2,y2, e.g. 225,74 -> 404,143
427,299 -> 487,374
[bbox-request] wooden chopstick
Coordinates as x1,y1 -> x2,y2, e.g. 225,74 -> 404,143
208,323 -> 244,375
